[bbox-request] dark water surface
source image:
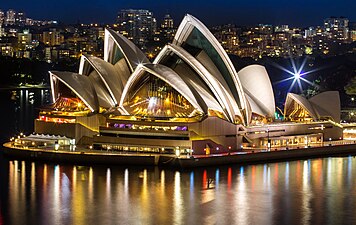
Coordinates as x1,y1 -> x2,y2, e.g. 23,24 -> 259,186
0,88 -> 50,143
0,157 -> 355,225
0,90 -> 356,225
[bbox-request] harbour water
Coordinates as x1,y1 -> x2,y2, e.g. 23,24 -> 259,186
0,88 -> 51,143
1,89 -> 356,225
0,156 -> 355,225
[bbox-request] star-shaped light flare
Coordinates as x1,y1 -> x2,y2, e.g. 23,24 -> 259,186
273,57 -> 320,93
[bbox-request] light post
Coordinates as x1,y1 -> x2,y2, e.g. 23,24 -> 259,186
321,125 -> 324,146
175,147 -> 180,157
304,136 -> 308,148
268,132 -> 270,151
54,143 -> 59,151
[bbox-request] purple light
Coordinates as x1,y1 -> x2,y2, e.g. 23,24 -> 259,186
176,126 -> 188,131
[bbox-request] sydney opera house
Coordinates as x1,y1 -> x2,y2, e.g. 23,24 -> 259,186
34,14 -> 343,155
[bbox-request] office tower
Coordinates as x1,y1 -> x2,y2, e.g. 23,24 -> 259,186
18,29 -> 32,45
116,9 -> 157,46
0,10 -> 4,25
16,11 -> 26,26
161,14 -> 174,29
324,17 -> 349,40
6,9 -> 16,25
42,29 -> 64,46
160,14 -> 175,40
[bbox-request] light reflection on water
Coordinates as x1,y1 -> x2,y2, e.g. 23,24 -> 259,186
1,156 -> 356,225
0,89 -> 51,142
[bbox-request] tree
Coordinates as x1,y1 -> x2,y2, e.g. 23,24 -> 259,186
345,76 -> 356,95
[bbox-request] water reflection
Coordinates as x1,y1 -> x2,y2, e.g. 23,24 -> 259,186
0,88 -> 51,141
235,166 -> 248,225
173,171 -> 182,225
302,160 -> 312,225
2,157 -> 356,225
15,89 -> 51,133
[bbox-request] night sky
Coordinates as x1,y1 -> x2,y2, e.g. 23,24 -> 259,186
1,0 -> 355,26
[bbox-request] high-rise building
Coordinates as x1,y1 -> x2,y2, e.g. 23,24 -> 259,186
0,10 -> 4,25
116,9 -> 157,46
351,30 -> 356,41
18,29 -> 32,45
213,24 -> 239,54
161,14 -> 173,29
324,17 -> 349,40
6,9 -> 16,25
16,11 -> 26,26
0,27 -> 5,37
42,29 -> 64,46
304,27 -> 317,38
275,25 -> 289,33
160,14 -> 175,40
349,22 -> 356,41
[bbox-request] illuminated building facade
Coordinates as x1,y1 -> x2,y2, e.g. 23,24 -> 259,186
212,24 -> 239,55
160,14 -> 175,40
42,29 -> 65,46
0,10 -> 4,25
18,29 -> 32,46
5,9 -> 16,25
35,14 -> 343,155
16,11 -> 26,26
162,14 -> 174,29
324,17 -> 349,41
116,9 -> 157,46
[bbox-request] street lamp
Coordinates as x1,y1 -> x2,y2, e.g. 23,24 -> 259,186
175,147 -> 180,157
267,129 -> 271,151
304,136 -> 308,148
321,125 -> 324,146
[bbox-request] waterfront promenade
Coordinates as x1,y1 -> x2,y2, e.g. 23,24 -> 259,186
3,140 -> 356,168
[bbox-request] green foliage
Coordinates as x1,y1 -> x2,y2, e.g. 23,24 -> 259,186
0,56 -> 79,87
0,56 -> 49,86
345,76 -> 356,95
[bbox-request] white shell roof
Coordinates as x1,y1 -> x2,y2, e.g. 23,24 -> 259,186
80,54 -> 127,105
285,93 -> 318,120
87,70 -> 115,108
173,14 -> 247,121
245,94 -> 266,117
237,65 -> 275,122
309,91 -> 340,122
154,43 -> 241,123
119,64 -> 204,114
104,29 -> 149,71
50,71 -> 99,112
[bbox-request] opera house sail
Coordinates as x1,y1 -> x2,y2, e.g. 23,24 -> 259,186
34,14 -> 343,155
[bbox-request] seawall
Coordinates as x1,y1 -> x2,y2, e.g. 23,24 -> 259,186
2,142 -> 356,169
173,144 -> 356,168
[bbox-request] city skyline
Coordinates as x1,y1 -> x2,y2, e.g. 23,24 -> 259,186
1,0 -> 356,26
